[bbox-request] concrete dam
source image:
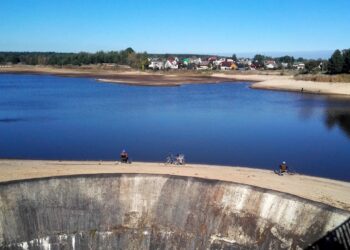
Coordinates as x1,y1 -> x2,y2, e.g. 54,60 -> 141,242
0,173 -> 349,250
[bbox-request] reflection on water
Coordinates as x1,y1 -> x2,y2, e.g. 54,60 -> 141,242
297,94 -> 350,138
325,103 -> 350,138
0,74 -> 350,181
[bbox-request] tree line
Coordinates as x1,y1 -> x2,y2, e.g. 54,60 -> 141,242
328,49 -> 350,74
0,48 -> 149,70
1,48 -> 349,74
302,49 -> 350,74
251,49 -> 350,74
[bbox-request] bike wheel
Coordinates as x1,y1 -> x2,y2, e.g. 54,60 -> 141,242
165,157 -> 171,164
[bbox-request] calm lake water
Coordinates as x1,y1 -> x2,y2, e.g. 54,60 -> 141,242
1,74 -> 350,181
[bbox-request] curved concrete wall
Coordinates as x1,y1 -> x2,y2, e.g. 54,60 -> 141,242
0,174 -> 349,250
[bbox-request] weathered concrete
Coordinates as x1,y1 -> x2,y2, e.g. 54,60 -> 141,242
0,174 -> 349,250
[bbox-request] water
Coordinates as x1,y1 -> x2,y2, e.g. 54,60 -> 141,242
0,74 -> 350,181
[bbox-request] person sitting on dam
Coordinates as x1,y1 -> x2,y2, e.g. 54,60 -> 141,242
279,161 -> 288,174
120,149 -> 129,163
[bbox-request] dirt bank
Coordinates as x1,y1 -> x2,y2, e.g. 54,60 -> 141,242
1,159 -> 349,211
0,65 -> 235,86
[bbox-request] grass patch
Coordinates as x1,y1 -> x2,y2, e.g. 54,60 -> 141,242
294,74 -> 350,83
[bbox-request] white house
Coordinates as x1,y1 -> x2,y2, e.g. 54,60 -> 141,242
281,62 -> 289,68
164,57 -> 179,69
265,60 -> 278,69
148,59 -> 164,70
293,63 -> 305,70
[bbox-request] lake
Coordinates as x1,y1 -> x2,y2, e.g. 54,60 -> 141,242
0,74 -> 349,181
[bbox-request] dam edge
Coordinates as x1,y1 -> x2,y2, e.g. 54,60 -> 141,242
0,159 -> 349,211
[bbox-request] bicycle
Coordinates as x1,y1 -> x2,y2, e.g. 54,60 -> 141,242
165,154 -> 185,165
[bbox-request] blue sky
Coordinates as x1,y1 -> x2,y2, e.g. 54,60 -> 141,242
0,0 -> 349,56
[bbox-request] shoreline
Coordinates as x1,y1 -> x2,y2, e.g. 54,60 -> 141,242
1,159 -> 349,211
1,65 -> 350,95
251,78 -> 350,96
0,65 -> 237,86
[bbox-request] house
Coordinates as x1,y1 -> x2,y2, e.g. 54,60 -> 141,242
148,58 -> 164,70
183,58 -> 190,66
249,64 -> 256,70
237,58 -> 253,69
231,63 -> 238,70
264,60 -> 278,69
265,63 -> 275,69
197,60 -> 210,70
220,60 -> 233,70
213,58 -> 225,67
293,63 -> 305,70
208,56 -> 218,62
281,62 -> 289,68
164,57 -> 179,69
190,57 -> 202,65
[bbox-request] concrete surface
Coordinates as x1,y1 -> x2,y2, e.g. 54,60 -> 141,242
0,174 -> 349,250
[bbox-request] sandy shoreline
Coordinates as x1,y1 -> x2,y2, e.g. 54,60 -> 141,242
1,159 -> 349,211
0,65 -> 236,86
212,73 -> 350,96
251,77 -> 350,96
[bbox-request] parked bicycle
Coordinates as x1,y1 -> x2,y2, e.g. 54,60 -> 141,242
165,153 -> 185,165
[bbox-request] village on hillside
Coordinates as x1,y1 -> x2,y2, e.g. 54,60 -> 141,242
148,56 -> 307,71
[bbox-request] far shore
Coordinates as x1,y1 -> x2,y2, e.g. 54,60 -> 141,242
1,159 -> 350,211
1,65 -> 350,95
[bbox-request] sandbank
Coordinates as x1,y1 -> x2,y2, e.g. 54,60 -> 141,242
251,77 -> 350,96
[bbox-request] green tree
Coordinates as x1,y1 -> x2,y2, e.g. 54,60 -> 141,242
278,55 -> 294,65
342,49 -> 350,73
232,54 -> 237,62
48,55 -> 58,65
77,52 -> 91,65
305,60 -> 320,73
253,54 -> 267,68
328,49 -> 344,74
125,47 -> 135,54
139,52 -> 149,70
9,55 -> 20,64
